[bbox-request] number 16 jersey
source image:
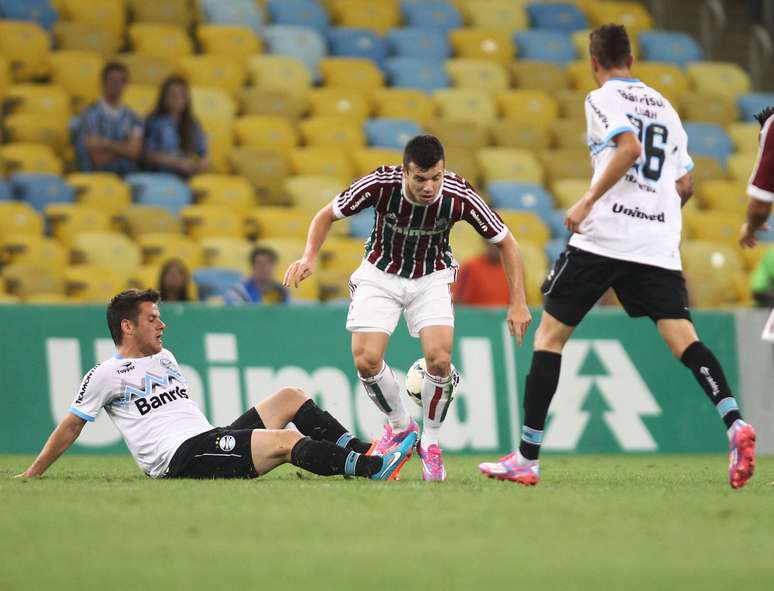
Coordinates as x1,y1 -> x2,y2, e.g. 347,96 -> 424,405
570,77 -> 693,271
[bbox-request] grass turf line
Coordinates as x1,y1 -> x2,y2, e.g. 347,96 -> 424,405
1,454 -> 773,591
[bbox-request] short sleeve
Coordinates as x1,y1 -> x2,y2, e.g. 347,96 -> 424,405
460,181 -> 508,243
748,119 -> 774,203
331,169 -> 383,219
69,365 -> 110,422
585,88 -> 638,155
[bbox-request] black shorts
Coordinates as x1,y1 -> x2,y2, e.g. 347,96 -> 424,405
542,246 -> 692,327
165,408 -> 266,479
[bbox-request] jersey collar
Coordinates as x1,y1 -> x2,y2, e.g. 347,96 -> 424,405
605,77 -> 641,84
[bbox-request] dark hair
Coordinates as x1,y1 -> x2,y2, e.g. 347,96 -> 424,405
151,75 -> 199,155
158,258 -> 190,302
102,61 -> 129,83
589,24 -> 632,69
403,134 -> 445,170
250,246 -> 278,265
106,289 -> 160,345
755,106 -> 774,128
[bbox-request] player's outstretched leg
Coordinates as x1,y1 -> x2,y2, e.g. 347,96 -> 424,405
360,362 -> 417,456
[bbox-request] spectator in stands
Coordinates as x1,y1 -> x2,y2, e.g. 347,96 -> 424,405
751,246 -> 774,307
143,76 -> 210,177
158,258 -> 190,302
74,62 -> 143,175
453,241 -> 509,307
225,246 -> 289,305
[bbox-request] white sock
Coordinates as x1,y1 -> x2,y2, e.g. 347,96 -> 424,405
420,370 -> 454,447
360,362 -> 410,432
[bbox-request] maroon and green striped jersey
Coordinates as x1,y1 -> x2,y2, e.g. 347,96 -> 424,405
331,166 -> 508,279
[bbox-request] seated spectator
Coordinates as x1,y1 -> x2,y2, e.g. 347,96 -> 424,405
74,62 -> 143,175
158,258 -> 190,302
751,246 -> 774,307
453,242 -> 509,307
225,246 -> 289,305
143,76 -> 210,177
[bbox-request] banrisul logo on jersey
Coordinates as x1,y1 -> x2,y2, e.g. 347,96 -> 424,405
0,306 -> 736,454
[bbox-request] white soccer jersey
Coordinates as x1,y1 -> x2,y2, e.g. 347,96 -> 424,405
570,77 -> 693,270
69,349 -> 213,478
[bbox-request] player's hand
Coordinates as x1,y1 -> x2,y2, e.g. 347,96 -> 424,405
565,195 -> 594,234
283,257 -> 315,288
507,303 -> 532,346
740,222 -> 767,248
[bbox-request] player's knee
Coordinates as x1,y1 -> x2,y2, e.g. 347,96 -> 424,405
353,350 -> 383,377
277,386 -> 309,408
425,351 -> 451,377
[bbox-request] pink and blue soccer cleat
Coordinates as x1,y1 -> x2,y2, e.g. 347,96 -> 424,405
371,431 -> 418,481
479,452 -> 540,486
418,443 -> 446,481
367,418 -> 419,457
728,421 -> 756,489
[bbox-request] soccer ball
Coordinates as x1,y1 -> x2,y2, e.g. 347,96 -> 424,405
404,357 -> 460,406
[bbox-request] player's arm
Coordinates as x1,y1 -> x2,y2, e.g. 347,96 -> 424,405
283,204 -> 337,288
741,198 -> 772,248
566,131 -> 642,233
16,413 -> 86,478
496,232 -> 532,346
740,110 -> 774,248
676,172 -> 694,207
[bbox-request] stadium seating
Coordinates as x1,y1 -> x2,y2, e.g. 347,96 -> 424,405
490,120 -> 551,151
179,56 -> 246,98
1,143 -> 63,175
308,87 -> 372,121
0,20 -> 50,81
425,118 -> 490,150
267,0 -> 330,32
384,58 -> 450,92
690,155 -> 728,185
0,179 -> 11,200
263,25 -> 326,81
386,28 -> 451,59
319,57 -> 385,89
364,118 -> 422,150
527,3 -> 587,32
4,114 -> 69,156
199,237 -> 252,273
245,206 -> 310,241
46,203 -> 111,245
137,233 -> 202,270
510,61 -> 569,92
121,205 -> 182,237
227,147 -> 291,205
197,0 -> 264,32
550,119 -> 587,149
477,148 -> 543,184
681,92 -> 739,126
1,234 -> 68,270
727,152 -> 757,183
246,55 -> 313,100
497,90 -> 560,129
433,89 -> 497,123
686,62 -> 751,100
696,180 -> 748,213
633,62 -> 689,104
465,0 -> 528,32
67,173 -> 132,216
240,88 -> 305,120
588,2 -> 653,36
60,0 -> 126,38
566,60 -> 597,93
3,84 -> 70,117
0,0 -> 58,30
125,173 -> 192,216
53,21 -> 121,55
353,148 -> 402,175
10,173 -> 75,212
638,30 -> 703,67
446,59 -> 509,94
234,115 -> 299,154
290,147 -> 355,183
190,174 -> 256,215
550,178 -> 588,209
727,122 -> 760,153
327,28 -> 389,65
129,23 -> 193,60
285,175 -> 346,214
48,50 -> 104,110
684,210 -> 744,243
0,201 -> 44,236
180,205 -> 244,240
681,240 -> 744,307
191,267 -> 243,300
117,54 -> 176,87
129,0 -> 190,26
71,232 -> 142,275
348,209 -> 374,238
738,93 -> 774,122
65,264 -> 127,303
445,147 -> 481,184
329,0 -> 400,35
121,84 -> 156,116
450,29 -> 515,65
488,182 -> 554,214
684,123 -> 733,165
498,211 -> 551,246
401,1 -> 461,32
197,25 -> 262,61
518,239 -> 550,305
514,30 -> 577,66
253,237 -> 318,300
540,148 -> 591,183
3,263 -> 65,299
300,116 -> 366,148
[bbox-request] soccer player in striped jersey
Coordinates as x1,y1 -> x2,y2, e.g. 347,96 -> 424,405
284,135 -> 532,480
739,105 -> 774,249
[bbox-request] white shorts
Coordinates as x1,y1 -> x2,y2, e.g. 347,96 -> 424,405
346,261 -> 456,338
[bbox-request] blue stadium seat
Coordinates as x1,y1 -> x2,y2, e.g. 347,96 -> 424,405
385,58 -> 450,92
328,28 -> 389,67
684,123 -> 733,165
638,30 -> 703,68
738,93 -> 774,122
125,173 -> 192,216
263,25 -> 327,81
0,179 -> 11,201
386,28 -> 451,60
545,237 -> 567,264
364,118 -> 423,149
514,31 -> 577,67
198,0 -> 264,32
488,182 -> 554,214
0,0 -> 58,31
527,3 -> 587,32
266,0 -> 329,32
10,173 -> 75,212
193,268 -> 244,300
544,210 -> 570,239
349,210 -> 374,238
401,2 -> 462,32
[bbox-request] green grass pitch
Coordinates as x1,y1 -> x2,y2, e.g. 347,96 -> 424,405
2,454 -> 773,590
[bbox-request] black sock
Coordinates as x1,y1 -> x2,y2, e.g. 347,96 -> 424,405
680,341 -> 742,429
291,399 -> 370,453
519,351 -> 562,460
290,437 -> 381,477
228,407 -> 265,430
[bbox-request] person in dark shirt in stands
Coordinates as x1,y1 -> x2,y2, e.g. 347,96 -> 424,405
225,246 -> 289,305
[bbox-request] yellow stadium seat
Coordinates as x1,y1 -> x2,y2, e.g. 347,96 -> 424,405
67,172 -> 132,216
319,58 -> 385,90
116,54 -> 176,87
245,206 -> 311,241
498,211 -> 551,246
299,117 -> 366,149
137,233 -> 202,270
353,148 -> 403,176
445,147 -> 481,186
497,90 -> 560,130
190,174 -> 256,214
4,114 -> 69,156
71,232 -> 142,275
52,22 -> 121,55
740,244 -> 768,272
551,178 -> 588,209
129,23 -> 193,61
446,59 -> 509,94
290,147 -> 356,183
425,118 -> 490,150
433,89 -> 497,123
24,293 -> 74,304
1,235 -> 68,270
727,152 -> 757,183
556,89 -> 588,120
129,0 -> 190,26
179,56 -> 246,99
227,147 -> 291,206
0,55 -> 9,100
681,240 -> 744,307
121,205 -> 182,237
690,155 -> 728,185
511,61 -> 570,92
683,211 -> 744,243
449,29 -> 515,65
4,84 -> 71,117
550,119 -> 587,150
198,25 -> 263,61
540,148 -> 591,183
727,122 -> 760,153
191,86 -> 237,123
246,56 -> 313,101
128,263 -> 161,291
180,205 -> 245,239
65,265 -> 127,303
0,21 -> 50,82
491,120 -> 552,151
255,237 -> 320,301
588,2 -> 653,35
477,148 -> 544,184
686,62 -> 751,100
519,239 -> 550,305
239,88 -> 305,120
633,62 -> 689,105
319,236 -> 366,280
449,221 -> 486,264
680,92 -> 738,126
371,89 -> 436,127
199,237 -> 251,273
196,117 -> 232,176
308,88 -> 372,122
46,204 -> 111,246
285,175 -> 347,214
122,84 -> 156,116
62,0 -> 126,38
3,264 -> 66,298
1,143 -> 63,175
234,115 -> 299,154
328,0 -> 400,34
465,0 -> 528,32
695,180 -> 748,213
48,51 -> 105,110
0,202 -> 44,237
566,60 -> 596,93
